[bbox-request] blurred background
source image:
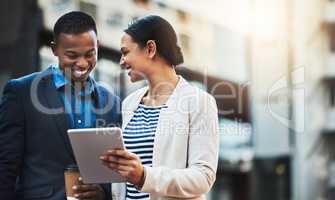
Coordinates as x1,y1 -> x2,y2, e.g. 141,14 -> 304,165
2,0 -> 335,199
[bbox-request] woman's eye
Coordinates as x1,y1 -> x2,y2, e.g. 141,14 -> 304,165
121,49 -> 129,56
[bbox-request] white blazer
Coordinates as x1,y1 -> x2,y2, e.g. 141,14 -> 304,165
112,76 -> 219,200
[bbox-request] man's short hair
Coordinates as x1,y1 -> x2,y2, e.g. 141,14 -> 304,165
53,11 -> 97,42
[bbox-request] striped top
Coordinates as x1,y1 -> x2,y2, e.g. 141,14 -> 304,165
123,103 -> 167,200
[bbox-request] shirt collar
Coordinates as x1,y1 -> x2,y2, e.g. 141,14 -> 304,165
51,64 -> 96,97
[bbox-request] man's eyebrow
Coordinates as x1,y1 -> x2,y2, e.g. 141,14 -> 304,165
65,49 -> 95,54
65,50 -> 78,54
85,49 -> 96,53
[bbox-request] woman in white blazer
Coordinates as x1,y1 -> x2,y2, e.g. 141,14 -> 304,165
100,15 -> 219,200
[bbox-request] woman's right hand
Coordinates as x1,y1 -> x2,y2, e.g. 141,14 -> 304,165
100,149 -> 145,188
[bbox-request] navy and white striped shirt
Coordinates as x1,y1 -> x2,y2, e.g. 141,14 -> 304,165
123,103 -> 167,200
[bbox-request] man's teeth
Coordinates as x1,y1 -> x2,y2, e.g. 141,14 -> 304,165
73,69 -> 88,78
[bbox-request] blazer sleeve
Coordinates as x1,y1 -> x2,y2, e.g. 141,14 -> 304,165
0,80 -> 25,199
140,93 -> 220,198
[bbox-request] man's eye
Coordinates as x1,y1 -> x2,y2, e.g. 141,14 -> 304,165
86,51 -> 96,58
66,54 -> 78,59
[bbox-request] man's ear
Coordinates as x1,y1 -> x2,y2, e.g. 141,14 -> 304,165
146,40 -> 156,59
50,41 -> 58,56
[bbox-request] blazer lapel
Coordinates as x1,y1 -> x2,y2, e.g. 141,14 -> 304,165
152,76 -> 188,165
39,72 -> 75,162
121,77 -> 189,165
94,86 -> 108,124
121,87 -> 148,130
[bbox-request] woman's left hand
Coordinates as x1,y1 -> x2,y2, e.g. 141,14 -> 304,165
100,149 -> 145,187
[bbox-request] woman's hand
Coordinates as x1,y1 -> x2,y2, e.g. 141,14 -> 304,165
100,149 -> 145,188
73,177 -> 105,200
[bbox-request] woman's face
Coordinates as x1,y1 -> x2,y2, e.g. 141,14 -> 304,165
119,34 -> 148,82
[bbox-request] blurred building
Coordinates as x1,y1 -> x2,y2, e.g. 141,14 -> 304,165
0,0 -> 43,98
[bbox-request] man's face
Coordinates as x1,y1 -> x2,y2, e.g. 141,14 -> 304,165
52,30 -> 98,82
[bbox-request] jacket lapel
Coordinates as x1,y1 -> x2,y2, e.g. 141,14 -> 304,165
121,87 -> 148,130
94,86 -> 107,125
149,77 -> 189,165
38,70 -> 75,162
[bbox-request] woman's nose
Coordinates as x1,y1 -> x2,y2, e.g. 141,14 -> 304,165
119,57 -> 126,68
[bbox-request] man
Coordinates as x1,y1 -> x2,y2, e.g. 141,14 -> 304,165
0,11 -> 121,200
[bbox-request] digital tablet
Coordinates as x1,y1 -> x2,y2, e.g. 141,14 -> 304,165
67,127 -> 126,183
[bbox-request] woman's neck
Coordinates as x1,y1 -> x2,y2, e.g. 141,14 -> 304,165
143,66 -> 179,106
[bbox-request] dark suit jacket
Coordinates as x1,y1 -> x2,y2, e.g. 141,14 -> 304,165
0,67 -> 122,200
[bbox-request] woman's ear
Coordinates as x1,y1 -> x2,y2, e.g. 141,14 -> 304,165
146,40 -> 156,59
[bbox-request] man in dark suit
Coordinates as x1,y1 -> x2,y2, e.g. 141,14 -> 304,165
0,11 -> 121,200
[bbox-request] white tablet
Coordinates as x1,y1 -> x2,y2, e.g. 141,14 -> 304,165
67,127 -> 126,183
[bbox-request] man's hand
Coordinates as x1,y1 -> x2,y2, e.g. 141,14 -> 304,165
73,177 -> 105,200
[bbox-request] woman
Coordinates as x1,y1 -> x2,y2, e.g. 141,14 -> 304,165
100,15 -> 219,200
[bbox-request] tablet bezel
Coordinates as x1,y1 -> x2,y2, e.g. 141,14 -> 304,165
67,127 -> 126,183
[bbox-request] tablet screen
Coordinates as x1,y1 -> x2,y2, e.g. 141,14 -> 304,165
68,127 -> 126,183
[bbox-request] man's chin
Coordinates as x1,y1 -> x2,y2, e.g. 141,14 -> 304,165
71,75 -> 89,83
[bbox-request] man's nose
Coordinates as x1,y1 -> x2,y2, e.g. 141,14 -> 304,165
76,57 -> 89,68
